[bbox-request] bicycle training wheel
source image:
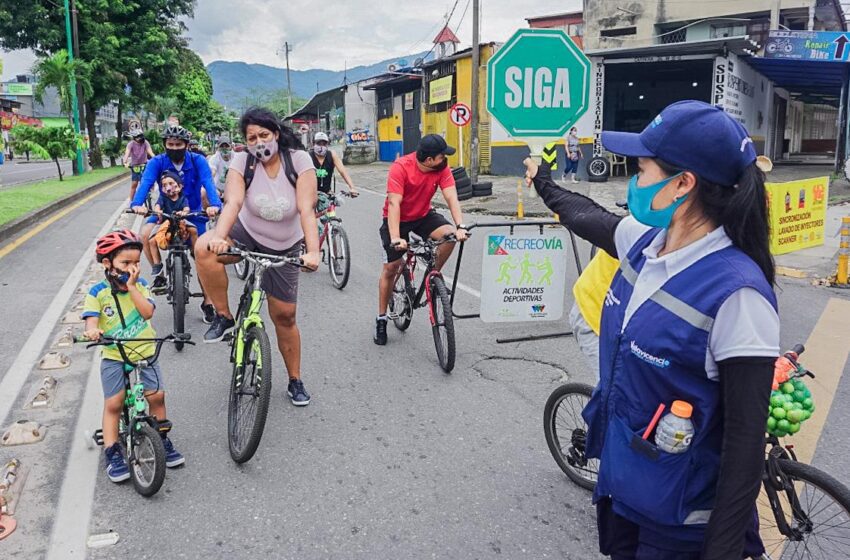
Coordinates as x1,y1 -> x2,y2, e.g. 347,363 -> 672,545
234,259 -> 250,280
758,458 -> 850,559
129,423 -> 166,497
543,382 -> 599,491
228,325 -> 273,463
171,255 -> 186,351
429,275 -> 455,373
328,224 -> 351,290
389,273 -> 412,331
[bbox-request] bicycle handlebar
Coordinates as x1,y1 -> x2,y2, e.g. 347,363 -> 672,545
219,246 -> 305,269
393,233 -> 460,251
125,209 -> 207,221
74,333 -> 194,367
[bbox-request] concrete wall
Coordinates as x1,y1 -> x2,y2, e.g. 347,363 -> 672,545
345,80 -> 377,141
584,0 -> 813,50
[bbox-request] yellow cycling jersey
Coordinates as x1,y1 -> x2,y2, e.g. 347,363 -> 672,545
573,251 -> 620,335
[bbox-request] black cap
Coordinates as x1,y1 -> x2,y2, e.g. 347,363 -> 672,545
418,134 -> 456,158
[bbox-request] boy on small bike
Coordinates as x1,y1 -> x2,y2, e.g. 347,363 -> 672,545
82,229 -> 185,483
151,171 -> 198,250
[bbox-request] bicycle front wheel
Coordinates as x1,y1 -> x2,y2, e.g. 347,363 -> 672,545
171,255 -> 186,351
327,224 -> 351,290
129,423 -> 166,497
543,382 -> 599,491
758,458 -> 850,558
429,275 -> 455,373
228,325 -> 273,463
234,259 -> 250,280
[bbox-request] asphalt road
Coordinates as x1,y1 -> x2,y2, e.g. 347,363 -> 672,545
1,181 -> 849,559
0,159 -> 75,188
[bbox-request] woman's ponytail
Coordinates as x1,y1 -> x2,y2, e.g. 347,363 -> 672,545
277,124 -> 305,152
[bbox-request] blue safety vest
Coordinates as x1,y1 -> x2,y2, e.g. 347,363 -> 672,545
582,228 -> 777,540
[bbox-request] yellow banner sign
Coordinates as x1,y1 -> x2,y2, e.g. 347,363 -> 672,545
429,75 -> 453,104
767,176 -> 829,255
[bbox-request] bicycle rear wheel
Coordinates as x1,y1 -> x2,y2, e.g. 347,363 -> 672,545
389,272 -> 412,331
758,458 -> 850,559
328,224 -> 351,290
228,325 -> 273,463
129,423 -> 166,497
171,254 -> 186,351
543,382 -> 599,491
429,275 -> 455,373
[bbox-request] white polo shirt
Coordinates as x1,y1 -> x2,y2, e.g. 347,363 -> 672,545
614,216 -> 780,380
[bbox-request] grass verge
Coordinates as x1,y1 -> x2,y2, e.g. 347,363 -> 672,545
0,167 -> 126,226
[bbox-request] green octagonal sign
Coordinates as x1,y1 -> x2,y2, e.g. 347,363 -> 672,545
487,29 -> 591,137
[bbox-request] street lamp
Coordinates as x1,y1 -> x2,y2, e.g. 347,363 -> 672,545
63,0 -> 85,174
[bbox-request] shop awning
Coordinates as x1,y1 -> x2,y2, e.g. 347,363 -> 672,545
744,56 -> 845,104
285,86 -> 346,121
586,36 -> 758,60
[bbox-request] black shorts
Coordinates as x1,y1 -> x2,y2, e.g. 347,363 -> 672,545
379,210 -> 452,263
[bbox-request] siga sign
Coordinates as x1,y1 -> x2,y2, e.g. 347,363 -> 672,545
765,30 -> 850,63
479,229 -> 568,322
449,103 -> 471,127
766,176 -> 829,255
487,29 -> 591,137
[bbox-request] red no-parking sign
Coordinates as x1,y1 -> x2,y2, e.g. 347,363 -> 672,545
449,103 -> 472,127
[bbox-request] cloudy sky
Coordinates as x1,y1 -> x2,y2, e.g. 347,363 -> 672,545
2,0 -> 580,79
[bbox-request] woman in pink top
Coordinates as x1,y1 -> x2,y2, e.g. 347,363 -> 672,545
195,107 -> 320,406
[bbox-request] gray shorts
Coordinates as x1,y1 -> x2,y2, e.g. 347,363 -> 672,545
101,359 -> 163,398
229,220 -> 301,304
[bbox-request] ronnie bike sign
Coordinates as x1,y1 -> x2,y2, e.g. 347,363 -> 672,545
479,229 -> 569,322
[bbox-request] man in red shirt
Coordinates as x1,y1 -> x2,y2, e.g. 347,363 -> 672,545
375,134 -> 468,345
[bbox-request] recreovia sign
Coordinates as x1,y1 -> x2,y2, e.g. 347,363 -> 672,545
487,29 -> 591,138
480,229 -> 569,322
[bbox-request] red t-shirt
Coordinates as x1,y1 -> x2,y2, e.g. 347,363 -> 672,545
382,153 -> 455,222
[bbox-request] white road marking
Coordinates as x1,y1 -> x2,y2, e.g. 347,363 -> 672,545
46,353 -> 104,560
0,199 -> 127,426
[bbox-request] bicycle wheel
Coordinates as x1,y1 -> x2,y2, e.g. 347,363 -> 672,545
129,423 -> 166,497
758,458 -> 850,559
234,259 -> 250,280
228,325 -> 273,463
429,275 -> 455,373
327,224 -> 351,290
171,254 -> 186,351
389,272 -> 412,331
543,382 -> 599,491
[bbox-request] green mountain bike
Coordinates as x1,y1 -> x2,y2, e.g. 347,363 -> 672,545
220,246 -> 304,463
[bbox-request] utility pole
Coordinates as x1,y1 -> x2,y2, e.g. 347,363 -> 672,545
284,42 -> 293,116
469,0 -> 481,183
770,0 -> 781,30
70,0 -> 86,172
63,0 -> 84,175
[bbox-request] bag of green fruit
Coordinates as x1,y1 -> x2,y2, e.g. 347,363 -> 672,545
766,345 -> 816,438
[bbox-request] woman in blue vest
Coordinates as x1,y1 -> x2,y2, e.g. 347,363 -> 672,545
525,100 -> 779,559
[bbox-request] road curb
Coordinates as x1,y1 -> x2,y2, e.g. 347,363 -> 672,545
0,171 -> 128,244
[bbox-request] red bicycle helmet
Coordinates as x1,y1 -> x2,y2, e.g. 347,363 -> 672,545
95,229 -> 143,260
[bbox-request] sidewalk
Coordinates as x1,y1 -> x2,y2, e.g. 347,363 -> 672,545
346,161 -> 849,280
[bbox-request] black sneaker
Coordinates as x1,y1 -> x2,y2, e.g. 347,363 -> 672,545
200,302 -> 216,325
373,317 -> 388,346
287,378 -> 311,406
204,314 -> 235,343
151,274 -> 167,291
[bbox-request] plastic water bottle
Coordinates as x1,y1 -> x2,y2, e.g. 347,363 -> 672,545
655,400 -> 695,454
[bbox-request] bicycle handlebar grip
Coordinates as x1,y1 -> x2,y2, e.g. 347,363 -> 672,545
792,344 -> 805,356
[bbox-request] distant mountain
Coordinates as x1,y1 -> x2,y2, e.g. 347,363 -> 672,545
207,51 -> 432,112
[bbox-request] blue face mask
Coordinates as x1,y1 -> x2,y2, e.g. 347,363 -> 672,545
108,268 -> 130,287
627,172 -> 686,229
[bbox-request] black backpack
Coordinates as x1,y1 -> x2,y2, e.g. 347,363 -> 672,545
243,149 -> 300,190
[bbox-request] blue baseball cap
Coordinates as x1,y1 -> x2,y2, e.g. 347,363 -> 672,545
601,100 -> 757,186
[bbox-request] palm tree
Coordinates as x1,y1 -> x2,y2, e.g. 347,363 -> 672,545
31,50 -> 93,127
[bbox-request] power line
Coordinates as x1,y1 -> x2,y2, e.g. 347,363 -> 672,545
454,0 -> 472,37
422,0 -> 462,61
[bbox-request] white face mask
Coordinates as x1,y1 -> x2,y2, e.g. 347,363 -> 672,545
314,145 -> 328,157
247,142 -> 276,162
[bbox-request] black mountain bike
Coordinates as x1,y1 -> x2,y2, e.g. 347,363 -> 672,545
543,345 -> 850,558
388,234 -> 458,373
136,210 -> 206,350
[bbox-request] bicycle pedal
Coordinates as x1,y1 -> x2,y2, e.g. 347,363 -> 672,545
92,429 -> 104,446
222,332 -> 234,343
151,287 -> 167,296
190,292 -> 204,298
155,419 -> 173,434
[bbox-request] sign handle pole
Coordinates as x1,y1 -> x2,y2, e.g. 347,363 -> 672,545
459,125 -> 464,168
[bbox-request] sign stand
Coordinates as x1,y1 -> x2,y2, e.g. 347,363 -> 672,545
449,220 -> 586,344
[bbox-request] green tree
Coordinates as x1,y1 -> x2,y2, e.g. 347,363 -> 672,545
11,125 -> 84,180
100,137 -> 124,166
0,0 -> 195,168
31,50 -> 93,128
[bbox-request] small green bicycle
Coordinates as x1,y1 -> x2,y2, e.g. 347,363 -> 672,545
77,334 -> 193,496
220,245 -> 304,463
